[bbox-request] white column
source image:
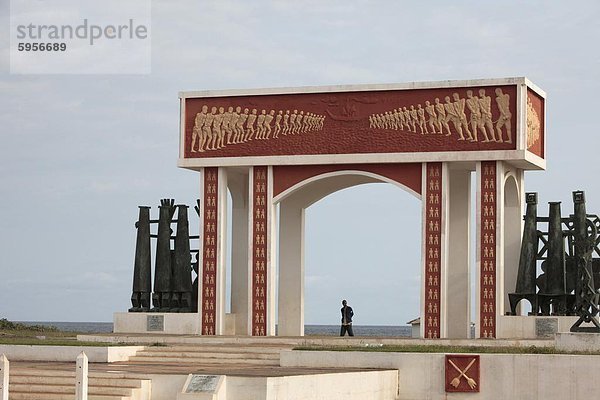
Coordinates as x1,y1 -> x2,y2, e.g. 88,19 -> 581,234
0,354 -> 8,400
445,168 -> 471,339
277,198 -> 305,336
215,167 -> 228,335
267,166 -> 277,336
230,171 -> 251,335
75,351 -> 88,400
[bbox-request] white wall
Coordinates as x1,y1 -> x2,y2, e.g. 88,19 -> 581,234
281,350 -> 600,400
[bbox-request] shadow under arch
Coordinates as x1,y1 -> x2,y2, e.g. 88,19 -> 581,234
274,168 -> 422,336
503,173 -> 521,314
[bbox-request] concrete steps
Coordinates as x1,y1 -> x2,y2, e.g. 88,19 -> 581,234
9,368 -> 151,400
127,344 -> 285,366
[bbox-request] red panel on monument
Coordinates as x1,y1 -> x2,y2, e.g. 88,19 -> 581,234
445,355 -> 480,393
480,161 -> 497,338
201,167 -> 218,335
424,163 -> 442,339
272,163 -> 422,197
184,85 -> 517,158
527,88 -> 545,159
252,166 -> 268,336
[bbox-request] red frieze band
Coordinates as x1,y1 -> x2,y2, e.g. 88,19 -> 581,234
201,167 -> 218,335
424,162 -> 442,339
480,161 -> 497,338
252,166 -> 268,336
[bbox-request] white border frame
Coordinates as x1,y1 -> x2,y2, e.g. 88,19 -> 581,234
178,77 -> 546,170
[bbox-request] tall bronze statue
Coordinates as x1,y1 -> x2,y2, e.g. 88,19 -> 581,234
171,205 -> 193,312
570,191 -> 600,332
129,206 -> 152,312
152,199 -> 176,311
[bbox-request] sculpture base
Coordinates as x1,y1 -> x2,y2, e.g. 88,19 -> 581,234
114,312 -> 201,335
555,332 -> 600,352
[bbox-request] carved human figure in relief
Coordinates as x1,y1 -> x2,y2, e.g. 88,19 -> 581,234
302,112 -> 311,132
282,110 -> 290,135
234,107 -> 247,143
397,108 -> 406,130
295,111 -> 304,134
393,109 -> 401,130
223,106 -> 234,144
264,110 -> 275,139
245,109 -> 257,141
409,106 -> 418,133
425,101 -> 440,134
495,88 -> 512,143
191,105 -> 208,152
256,110 -> 266,139
213,106 -> 226,149
466,90 -> 487,142
526,98 -> 541,148
435,98 -> 451,136
273,110 -> 283,138
402,107 -> 411,131
452,92 -> 474,141
478,89 -> 496,142
289,110 -> 298,134
444,96 -> 465,139
230,106 -> 240,143
417,104 -> 428,134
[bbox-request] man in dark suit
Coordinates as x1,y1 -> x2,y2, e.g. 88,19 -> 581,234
340,299 -> 354,337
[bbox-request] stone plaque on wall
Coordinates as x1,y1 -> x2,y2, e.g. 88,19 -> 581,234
186,375 -> 219,393
146,315 -> 164,331
535,318 -> 558,338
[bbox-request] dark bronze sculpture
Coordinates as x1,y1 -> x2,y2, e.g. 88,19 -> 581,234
152,199 -> 176,311
570,191 -> 600,332
509,191 -> 600,332
171,205 -> 193,312
129,199 -> 200,313
130,206 -> 152,312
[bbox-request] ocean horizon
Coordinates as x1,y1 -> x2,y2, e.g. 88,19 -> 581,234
18,321 -> 413,337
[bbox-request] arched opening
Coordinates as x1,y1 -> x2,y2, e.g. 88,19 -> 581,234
274,170 -> 421,336
503,174 -> 522,314
304,184 -> 421,334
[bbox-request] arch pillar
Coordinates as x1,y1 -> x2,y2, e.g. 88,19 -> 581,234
422,162 -> 445,339
476,161 -> 525,338
199,167 -> 228,335
445,165 -> 472,339
277,198 -> 305,336
228,168 -> 251,335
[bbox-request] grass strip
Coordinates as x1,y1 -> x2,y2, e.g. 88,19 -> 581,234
293,344 -> 600,355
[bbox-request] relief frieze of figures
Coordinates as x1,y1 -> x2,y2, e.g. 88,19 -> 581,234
191,106 -> 326,153
368,88 -> 512,144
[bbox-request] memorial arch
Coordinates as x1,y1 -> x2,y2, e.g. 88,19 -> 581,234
124,77 -> 546,339
273,164 -> 421,336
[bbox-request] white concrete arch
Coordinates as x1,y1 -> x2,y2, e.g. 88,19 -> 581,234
502,173 -> 522,314
273,169 -> 421,207
275,169 -> 421,336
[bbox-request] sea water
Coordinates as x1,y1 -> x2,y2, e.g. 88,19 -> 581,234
20,321 -> 412,336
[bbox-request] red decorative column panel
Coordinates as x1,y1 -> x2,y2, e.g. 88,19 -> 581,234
201,167 -> 218,335
480,161 -> 497,338
424,162 -> 442,339
252,166 -> 268,336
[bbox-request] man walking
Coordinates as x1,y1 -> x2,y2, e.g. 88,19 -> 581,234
340,299 -> 355,337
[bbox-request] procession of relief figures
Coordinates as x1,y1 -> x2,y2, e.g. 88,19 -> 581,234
191,106 -> 326,152
369,88 -> 512,144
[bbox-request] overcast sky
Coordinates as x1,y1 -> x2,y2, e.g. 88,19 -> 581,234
1,1 -> 599,325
